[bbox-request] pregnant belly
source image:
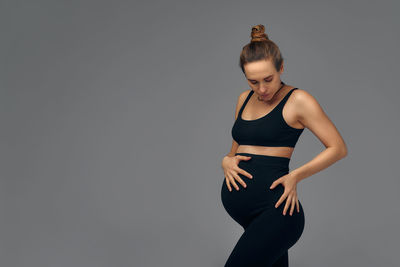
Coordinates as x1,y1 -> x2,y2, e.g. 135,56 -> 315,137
220,162 -> 288,226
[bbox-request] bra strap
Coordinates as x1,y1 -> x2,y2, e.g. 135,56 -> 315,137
278,87 -> 298,108
238,90 -> 254,116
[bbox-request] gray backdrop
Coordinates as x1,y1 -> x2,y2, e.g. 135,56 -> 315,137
2,0 -> 399,266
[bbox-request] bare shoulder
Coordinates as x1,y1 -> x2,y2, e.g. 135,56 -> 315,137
237,89 -> 252,104
234,89 -> 252,119
291,88 -> 313,99
291,88 -> 321,107
291,88 -> 327,121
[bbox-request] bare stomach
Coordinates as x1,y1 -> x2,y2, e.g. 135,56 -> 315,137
236,145 -> 294,159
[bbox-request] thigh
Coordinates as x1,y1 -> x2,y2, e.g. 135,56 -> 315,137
224,207 -> 304,267
272,250 -> 288,267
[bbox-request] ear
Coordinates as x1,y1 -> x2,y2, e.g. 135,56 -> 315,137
279,62 -> 284,74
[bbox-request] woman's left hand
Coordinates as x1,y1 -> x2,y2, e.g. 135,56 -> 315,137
269,173 -> 300,216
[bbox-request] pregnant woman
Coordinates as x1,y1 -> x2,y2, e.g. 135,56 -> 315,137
220,24 -> 348,267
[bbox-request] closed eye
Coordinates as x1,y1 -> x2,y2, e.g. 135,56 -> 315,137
250,79 -> 272,84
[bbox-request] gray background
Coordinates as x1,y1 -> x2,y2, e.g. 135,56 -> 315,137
2,0 -> 399,266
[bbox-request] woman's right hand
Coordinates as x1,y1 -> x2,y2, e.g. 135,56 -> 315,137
221,155 -> 253,191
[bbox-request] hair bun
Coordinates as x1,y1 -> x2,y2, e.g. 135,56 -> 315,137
251,24 -> 269,42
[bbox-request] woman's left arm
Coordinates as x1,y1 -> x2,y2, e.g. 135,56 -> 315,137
290,89 -> 348,183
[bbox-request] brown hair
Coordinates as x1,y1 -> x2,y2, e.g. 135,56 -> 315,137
239,24 -> 284,74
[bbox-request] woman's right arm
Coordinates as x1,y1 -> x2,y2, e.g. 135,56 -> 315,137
224,90 -> 249,157
221,90 -> 253,191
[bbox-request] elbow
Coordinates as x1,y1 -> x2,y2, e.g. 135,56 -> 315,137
340,146 -> 348,159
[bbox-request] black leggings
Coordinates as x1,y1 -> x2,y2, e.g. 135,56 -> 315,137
221,153 -> 305,267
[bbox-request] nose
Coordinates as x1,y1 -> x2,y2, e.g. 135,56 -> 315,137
259,87 -> 267,94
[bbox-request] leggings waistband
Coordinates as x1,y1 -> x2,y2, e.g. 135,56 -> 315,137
235,152 -> 290,167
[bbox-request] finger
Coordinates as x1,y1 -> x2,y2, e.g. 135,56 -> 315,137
296,198 -> 300,213
275,191 -> 288,208
236,155 -> 252,161
269,178 -> 280,189
225,176 -> 232,192
283,194 -> 291,215
228,176 -> 240,191
290,195 -> 296,216
232,172 -> 247,188
235,167 -> 253,179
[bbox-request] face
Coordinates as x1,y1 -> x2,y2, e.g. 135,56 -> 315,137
244,59 -> 284,101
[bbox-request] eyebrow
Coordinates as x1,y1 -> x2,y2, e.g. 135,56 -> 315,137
247,75 -> 273,81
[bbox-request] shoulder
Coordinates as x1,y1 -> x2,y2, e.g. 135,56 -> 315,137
290,88 -> 325,118
291,88 -> 319,105
236,89 -> 252,105
233,89 -> 252,119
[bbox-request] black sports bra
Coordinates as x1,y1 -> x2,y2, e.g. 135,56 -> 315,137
231,85 -> 304,147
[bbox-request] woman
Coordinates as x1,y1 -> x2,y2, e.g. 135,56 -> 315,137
220,24 -> 348,267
